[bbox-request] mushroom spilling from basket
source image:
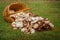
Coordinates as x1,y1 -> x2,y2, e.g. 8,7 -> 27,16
3,2 -> 54,34
10,12 -> 54,34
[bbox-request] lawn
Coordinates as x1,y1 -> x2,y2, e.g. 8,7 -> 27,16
0,0 -> 60,40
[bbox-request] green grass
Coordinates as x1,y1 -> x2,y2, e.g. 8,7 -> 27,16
0,0 -> 60,40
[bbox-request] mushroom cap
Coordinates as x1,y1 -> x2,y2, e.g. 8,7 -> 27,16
33,23 -> 39,29
11,22 -> 16,27
15,22 -> 23,28
30,28 -> 35,34
21,27 -> 27,32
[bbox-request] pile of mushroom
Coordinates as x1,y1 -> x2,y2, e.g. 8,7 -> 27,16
10,11 -> 54,34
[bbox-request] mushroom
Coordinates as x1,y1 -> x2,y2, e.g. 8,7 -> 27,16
9,10 -> 15,14
39,17 -> 44,20
45,18 -> 49,21
15,21 -> 23,28
16,12 -> 25,17
11,22 -> 17,29
23,20 -> 28,27
43,24 -> 52,30
21,27 -> 27,32
10,14 -> 15,18
31,17 -> 39,23
30,28 -> 35,34
49,23 -> 54,28
33,23 -> 39,29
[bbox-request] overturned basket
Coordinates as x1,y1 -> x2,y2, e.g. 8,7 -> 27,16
3,2 -> 30,23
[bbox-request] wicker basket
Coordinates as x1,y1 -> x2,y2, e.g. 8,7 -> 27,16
3,2 -> 30,23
